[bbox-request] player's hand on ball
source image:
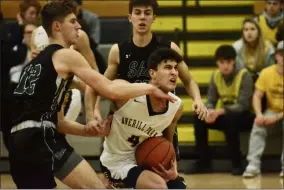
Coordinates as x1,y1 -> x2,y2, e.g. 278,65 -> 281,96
152,160 -> 178,182
192,99 -> 207,120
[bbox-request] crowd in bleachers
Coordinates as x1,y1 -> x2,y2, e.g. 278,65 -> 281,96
0,0 -> 283,179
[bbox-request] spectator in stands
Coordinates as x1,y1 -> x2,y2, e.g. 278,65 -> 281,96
9,22 -> 37,90
185,45 -> 255,176
73,0 -> 106,74
254,0 -> 284,46
233,18 -> 275,82
17,0 -> 41,25
243,41 -> 284,178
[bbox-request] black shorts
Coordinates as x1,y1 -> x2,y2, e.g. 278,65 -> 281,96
9,122 -> 83,189
100,162 -> 145,188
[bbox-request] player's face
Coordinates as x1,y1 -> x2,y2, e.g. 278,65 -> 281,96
265,0 -> 283,17
60,13 -> 81,45
216,59 -> 235,76
129,6 -> 155,34
242,22 -> 259,43
152,60 -> 179,92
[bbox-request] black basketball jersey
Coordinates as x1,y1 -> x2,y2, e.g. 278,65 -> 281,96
118,35 -> 171,83
12,44 -> 73,126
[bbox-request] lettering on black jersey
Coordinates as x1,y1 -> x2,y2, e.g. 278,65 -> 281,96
127,61 -> 150,83
14,64 -> 42,95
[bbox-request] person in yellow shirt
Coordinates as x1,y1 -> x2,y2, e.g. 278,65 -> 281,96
243,41 -> 284,178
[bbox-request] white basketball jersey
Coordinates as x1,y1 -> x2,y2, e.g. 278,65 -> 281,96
34,26 -> 49,50
102,92 -> 181,155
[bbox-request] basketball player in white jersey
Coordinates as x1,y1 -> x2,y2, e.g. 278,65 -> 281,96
96,48 -> 186,189
29,2 -> 98,122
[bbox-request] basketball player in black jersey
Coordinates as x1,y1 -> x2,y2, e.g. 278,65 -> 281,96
93,0 -> 207,162
8,0 -> 176,188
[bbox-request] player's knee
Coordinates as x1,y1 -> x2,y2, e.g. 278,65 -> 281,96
167,176 -> 187,189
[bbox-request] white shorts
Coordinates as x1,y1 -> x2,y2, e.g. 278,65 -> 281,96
100,150 -> 137,180
64,89 -> 82,121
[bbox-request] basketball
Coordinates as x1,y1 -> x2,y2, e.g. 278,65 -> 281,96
135,136 -> 175,170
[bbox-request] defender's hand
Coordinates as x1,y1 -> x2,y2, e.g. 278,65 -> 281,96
192,99 -> 207,120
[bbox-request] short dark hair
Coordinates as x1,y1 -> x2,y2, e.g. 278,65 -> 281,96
129,0 -> 158,14
41,0 -> 76,36
214,45 -> 236,61
147,48 -> 183,70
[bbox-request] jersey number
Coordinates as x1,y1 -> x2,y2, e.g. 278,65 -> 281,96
127,135 -> 140,147
14,64 -> 42,95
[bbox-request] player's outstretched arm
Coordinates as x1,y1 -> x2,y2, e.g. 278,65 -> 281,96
171,42 -> 207,120
52,49 -> 176,102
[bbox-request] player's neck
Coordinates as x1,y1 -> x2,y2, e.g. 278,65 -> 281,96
132,32 -> 153,47
148,81 -> 169,112
148,94 -> 168,112
49,36 -> 70,48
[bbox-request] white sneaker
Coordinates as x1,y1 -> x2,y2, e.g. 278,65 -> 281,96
280,170 -> 284,177
243,165 -> 260,178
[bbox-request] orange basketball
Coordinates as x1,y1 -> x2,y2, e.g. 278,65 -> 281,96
135,136 -> 175,170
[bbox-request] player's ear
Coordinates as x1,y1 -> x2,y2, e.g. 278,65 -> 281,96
149,69 -> 156,79
153,15 -> 156,23
52,21 -> 61,33
128,14 -> 132,23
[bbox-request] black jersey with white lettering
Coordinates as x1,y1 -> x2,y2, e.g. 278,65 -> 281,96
12,44 -> 73,126
118,35 -> 171,83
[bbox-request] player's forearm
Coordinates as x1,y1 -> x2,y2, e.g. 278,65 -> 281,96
109,83 -> 155,100
85,86 -> 97,122
94,96 -> 101,111
57,120 -> 88,137
186,79 -> 202,101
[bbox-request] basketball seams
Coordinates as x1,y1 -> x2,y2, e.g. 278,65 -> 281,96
161,140 -> 171,169
140,138 -> 167,168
